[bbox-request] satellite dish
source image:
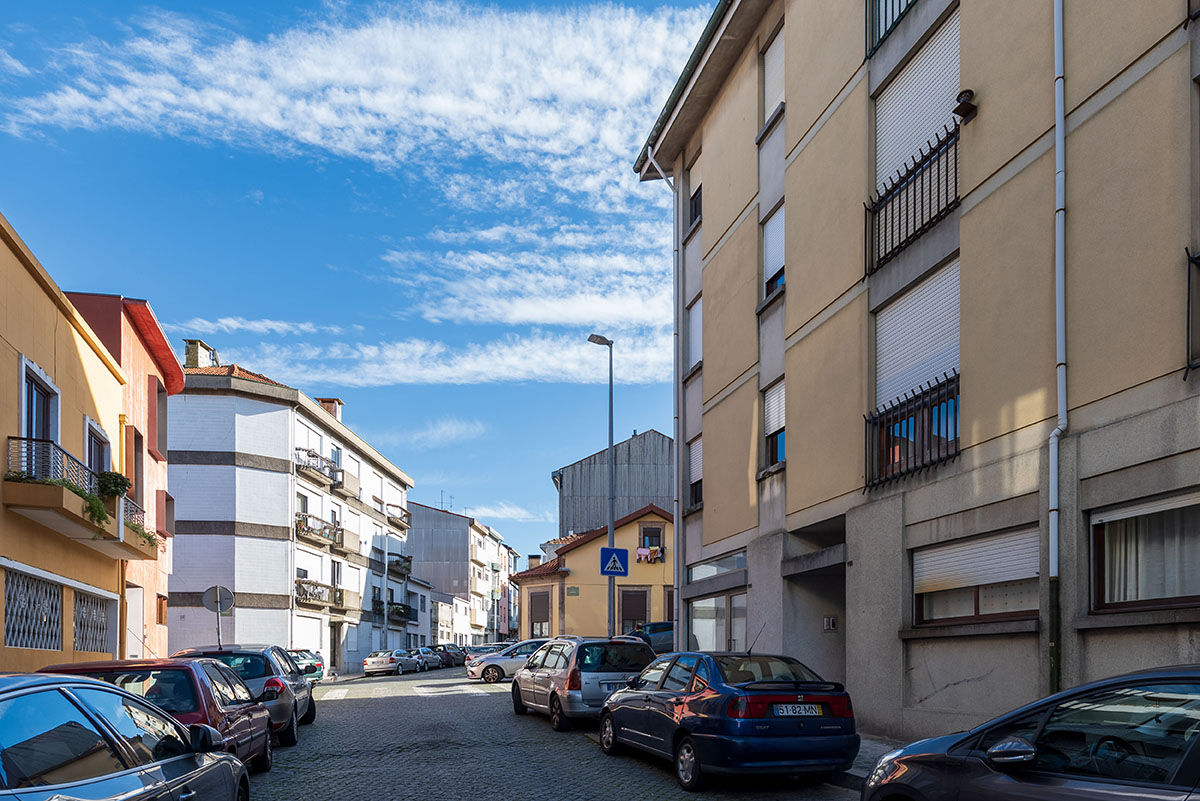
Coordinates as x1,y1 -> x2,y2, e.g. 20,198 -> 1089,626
202,585 -> 235,614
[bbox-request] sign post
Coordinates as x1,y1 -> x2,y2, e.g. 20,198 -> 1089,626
201,585 -> 235,648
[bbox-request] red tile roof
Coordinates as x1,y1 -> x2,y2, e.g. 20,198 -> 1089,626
184,365 -> 291,388
554,505 -> 672,557
509,557 -> 569,583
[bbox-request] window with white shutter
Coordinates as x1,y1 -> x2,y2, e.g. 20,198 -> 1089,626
913,529 -> 1039,623
875,261 -> 959,406
763,207 -> 785,293
763,381 -> 785,465
763,30 -> 784,119
688,437 -> 703,507
687,298 -> 702,369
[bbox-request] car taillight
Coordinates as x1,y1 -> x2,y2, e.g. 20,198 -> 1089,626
726,693 -> 854,719
566,667 -> 582,691
726,696 -> 751,718
363,660 -> 368,665
264,677 -> 287,693
389,657 -> 397,663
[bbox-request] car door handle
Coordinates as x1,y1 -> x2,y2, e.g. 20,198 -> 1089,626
179,790 -> 197,801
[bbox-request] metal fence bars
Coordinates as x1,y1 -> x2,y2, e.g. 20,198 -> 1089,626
865,123 -> 960,275
7,437 -> 100,496
867,0 -> 919,57
865,371 -> 960,488
4,570 -> 62,650
74,591 -> 110,653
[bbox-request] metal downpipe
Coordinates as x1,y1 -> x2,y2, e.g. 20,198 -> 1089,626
1049,0 -> 1067,694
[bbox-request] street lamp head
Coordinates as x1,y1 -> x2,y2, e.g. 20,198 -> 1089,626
587,333 -> 613,347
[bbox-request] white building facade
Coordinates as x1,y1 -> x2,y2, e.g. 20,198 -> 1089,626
167,341 -> 414,674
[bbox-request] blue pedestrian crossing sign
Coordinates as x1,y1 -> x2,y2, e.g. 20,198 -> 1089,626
600,547 -> 629,576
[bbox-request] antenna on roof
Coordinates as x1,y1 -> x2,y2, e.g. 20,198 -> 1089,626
747,621 -> 768,655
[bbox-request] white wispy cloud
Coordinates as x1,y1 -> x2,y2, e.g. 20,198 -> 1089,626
0,48 -> 29,77
462,501 -> 555,524
220,327 -> 673,387
395,417 -> 487,449
166,316 -> 346,336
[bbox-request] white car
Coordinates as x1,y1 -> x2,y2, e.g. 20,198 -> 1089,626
363,649 -> 420,676
466,638 -> 548,683
408,647 -> 443,671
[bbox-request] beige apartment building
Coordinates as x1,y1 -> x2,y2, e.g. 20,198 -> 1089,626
637,0 -> 1200,739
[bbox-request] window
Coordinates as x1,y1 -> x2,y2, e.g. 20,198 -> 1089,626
331,561 -> 343,588
687,298 -> 702,369
641,526 -> 663,549
688,437 -> 703,507
218,665 -> 254,703
543,643 -> 569,670
420,595 -> 426,612
85,421 -> 109,472
5,570 -> 63,651
129,428 -> 145,506
202,663 -> 238,707
762,28 -> 784,119
690,660 -> 710,693
638,657 -> 672,689
762,206 -> 785,294
688,591 -> 747,651
913,530 -> 1039,624
330,444 -> 342,468
420,635 -> 426,646
530,591 -> 550,637
688,551 -> 746,582
0,690 -> 125,788
74,688 -> 189,765
73,591 -> 111,654
619,588 -> 648,633
156,490 -> 175,537
147,376 -> 168,460
1093,495 -> 1200,611
764,381 -> 785,465
155,595 -> 168,626
296,493 -> 308,515
662,655 -> 697,692
81,668 -> 199,715
22,365 -> 56,441
686,158 -> 702,226
665,586 -> 675,622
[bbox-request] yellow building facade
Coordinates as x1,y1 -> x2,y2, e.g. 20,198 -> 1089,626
0,211 -> 148,671
512,506 -> 674,638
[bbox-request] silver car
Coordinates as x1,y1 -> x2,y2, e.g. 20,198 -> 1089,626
363,649 -> 420,676
466,638 -> 548,683
511,635 -> 655,731
173,644 -> 317,746
408,648 -> 442,671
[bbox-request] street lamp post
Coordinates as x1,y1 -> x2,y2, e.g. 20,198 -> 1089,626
588,333 -> 615,638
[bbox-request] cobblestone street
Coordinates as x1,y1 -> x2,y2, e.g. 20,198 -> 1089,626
250,669 -> 859,801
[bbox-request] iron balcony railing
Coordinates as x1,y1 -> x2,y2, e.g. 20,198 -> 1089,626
866,0 -> 919,57
295,513 -> 341,545
294,448 -> 341,482
7,437 -> 99,495
122,496 -> 146,528
865,371 -> 960,489
372,600 -> 416,622
865,123 -> 960,276
295,578 -> 342,607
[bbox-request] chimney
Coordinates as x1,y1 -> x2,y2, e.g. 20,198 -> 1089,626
528,555 -> 542,570
183,339 -> 219,368
314,397 -> 344,421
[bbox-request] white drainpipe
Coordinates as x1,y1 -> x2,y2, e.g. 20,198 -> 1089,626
1048,0 -> 1067,691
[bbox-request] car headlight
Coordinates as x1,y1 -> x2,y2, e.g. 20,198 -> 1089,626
866,749 -> 904,788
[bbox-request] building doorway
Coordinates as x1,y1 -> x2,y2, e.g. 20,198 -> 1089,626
328,621 -> 341,671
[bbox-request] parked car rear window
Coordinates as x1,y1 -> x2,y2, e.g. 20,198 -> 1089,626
368,651 -> 390,658
205,653 -> 269,680
576,643 -> 654,673
716,656 -> 821,684
76,669 -> 200,715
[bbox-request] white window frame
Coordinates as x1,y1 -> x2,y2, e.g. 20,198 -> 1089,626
18,354 -> 61,443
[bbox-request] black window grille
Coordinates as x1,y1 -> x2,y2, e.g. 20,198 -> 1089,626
867,0 -> 919,57
865,123 -> 960,275
689,186 -> 702,227
865,371 -> 960,489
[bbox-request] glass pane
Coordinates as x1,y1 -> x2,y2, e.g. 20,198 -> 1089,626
690,661 -> 710,692
662,656 -> 697,692
688,596 -> 726,650
74,689 -> 188,766
202,665 -> 237,706
921,587 -> 975,620
1103,507 -> 1200,604
76,668 -> 200,715
688,552 -> 747,582
978,578 -> 1039,615
1034,683 -> 1200,784
638,658 -> 672,688
716,655 -> 821,684
977,710 -> 1045,752
0,690 -> 125,789
729,593 -> 747,651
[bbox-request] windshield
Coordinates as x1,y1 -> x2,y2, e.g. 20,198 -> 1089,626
368,651 -> 390,658
576,643 -> 654,673
715,655 -> 821,684
205,653 -> 269,680
79,669 -> 200,715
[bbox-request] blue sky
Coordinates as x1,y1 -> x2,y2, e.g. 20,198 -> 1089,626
0,1 -> 707,562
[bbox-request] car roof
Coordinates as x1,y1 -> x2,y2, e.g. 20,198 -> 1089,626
39,658 -> 206,674
173,644 -> 277,655
0,673 -> 140,694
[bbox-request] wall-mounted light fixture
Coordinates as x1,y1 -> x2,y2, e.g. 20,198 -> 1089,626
953,89 -> 978,124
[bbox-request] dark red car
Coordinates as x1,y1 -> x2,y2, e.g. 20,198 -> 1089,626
40,657 -> 274,772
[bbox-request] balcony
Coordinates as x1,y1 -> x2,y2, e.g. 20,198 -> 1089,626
295,513 -> 341,548
470,608 -> 488,628
3,437 -> 145,558
865,371 -> 960,489
387,555 -> 413,579
865,124 -> 960,275
295,578 -> 338,608
469,544 -> 485,566
294,448 -> 339,487
332,525 -> 359,556
373,600 -> 417,623
385,503 -> 411,530
470,576 -> 487,597
120,496 -> 159,560
333,589 -> 361,614
867,0 -> 918,57
331,469 -> 360,500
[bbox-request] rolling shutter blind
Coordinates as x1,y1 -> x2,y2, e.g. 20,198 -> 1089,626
688,299 -> 703,367
875,8 -> 960,191
763,208 -> 785,285
297,421 -> 320,451
764,382 -> 786,434
688,159 -> 702,196
913,529 -> 1040,594
621,589 -> 648,621
875,261 -> 959,405
689,438 -> 702,482
763,31 -> 784,115
530,592 -> 550,623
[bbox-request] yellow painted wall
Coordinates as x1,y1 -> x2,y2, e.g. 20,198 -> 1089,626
702,214 -> 761,400
784,0 -> 863,151
0,213 -> 125,670
702,380 -> 759,544
700,42 -> 760,259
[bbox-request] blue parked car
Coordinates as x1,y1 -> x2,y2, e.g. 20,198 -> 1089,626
598,652 -> 859,791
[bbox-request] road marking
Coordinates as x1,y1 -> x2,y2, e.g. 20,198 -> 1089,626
323,688 -> 348,700
412,684 -> 487,697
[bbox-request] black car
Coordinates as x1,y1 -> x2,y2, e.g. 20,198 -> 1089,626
431,643 -> 467,666
863,664 -> 1200,801
0,673 -> 248,800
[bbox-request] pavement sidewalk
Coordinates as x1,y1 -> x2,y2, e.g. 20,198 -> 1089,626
830,732 -> 903,792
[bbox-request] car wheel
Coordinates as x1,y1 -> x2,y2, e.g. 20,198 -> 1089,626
299,697 -> 316,725
250,732 -> 272,772
482,666 -> 503,684
674,736 -> 705,791
511,683 -> 527,715
277,705 -> 299,747
395,664 -> 403,675
549,695 -> 572,732
599,712 -> 622,755
237,779 -> 249,801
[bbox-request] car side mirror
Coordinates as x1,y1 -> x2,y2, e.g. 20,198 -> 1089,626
626,676 -> 640,689
189,723 -> 223,753
258,688 -> 280,702
986,736 -> 1037,769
